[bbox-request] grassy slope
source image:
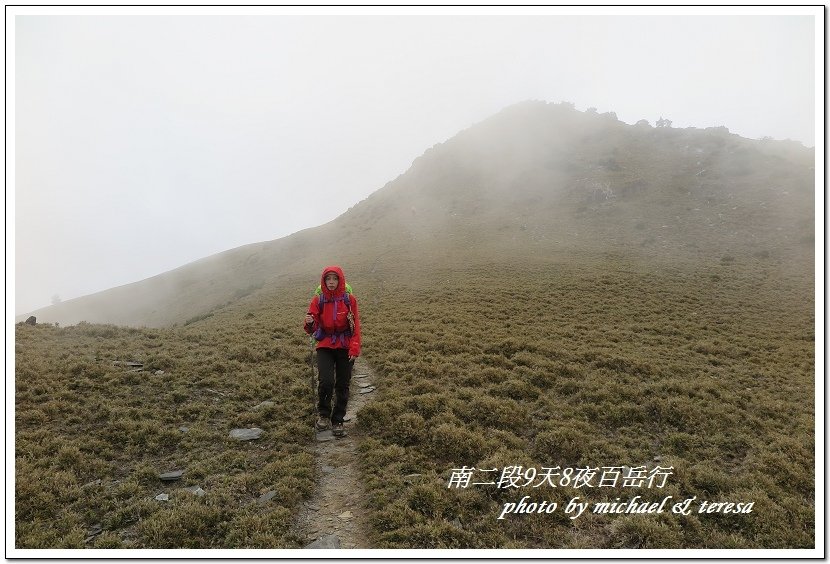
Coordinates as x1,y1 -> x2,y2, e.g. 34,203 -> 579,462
15,252 -> 814,548
15,285 -> 318,548
14,102 -> 815,548
355,252 -> 814,548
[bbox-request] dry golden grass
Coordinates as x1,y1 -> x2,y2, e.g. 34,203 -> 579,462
354,253 -> 814,549
14,250 -> 814,549
15,286 -> 319,548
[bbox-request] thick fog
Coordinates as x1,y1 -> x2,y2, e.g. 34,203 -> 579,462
11,7 -> 819,315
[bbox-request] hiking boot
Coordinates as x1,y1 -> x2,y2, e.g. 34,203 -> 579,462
332,422 -> 345,437
315,417 -> 330,431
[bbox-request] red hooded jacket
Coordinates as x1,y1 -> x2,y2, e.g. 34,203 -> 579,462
303,265 -> 361,357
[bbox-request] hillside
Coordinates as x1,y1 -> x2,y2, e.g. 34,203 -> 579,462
14,101 -> 816,550
15,243 -> 815,549
18,101 -> 814,328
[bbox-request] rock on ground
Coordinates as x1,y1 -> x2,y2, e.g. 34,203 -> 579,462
304,535 -> 340,549
229,428 -> 264,440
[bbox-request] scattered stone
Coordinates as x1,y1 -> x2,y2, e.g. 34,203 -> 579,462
178,427 -> 189,433
258,491 -> 277,504
653,455 -> 663,462
114,361 -> 143,368
84,523 -> 103,544
82,479 -> 102,488
154,493 -> 169,502
154,370 -> 165,376
338,511 -> 353,520
450,518 -> 463,530
404,473 -> 423,483
25,316 -> 36,326
354,374 -> 368,379
305,535 -> 340,549
307,504 -> 321,511
321,465 -> 335,474
254,401 -> 275,410
229,428 -> 263,441
184,485 -> 205,497
159,469 -> 185,481
356,382 -> 372,388
316,430 -> 335,442
358,386 -> 376,394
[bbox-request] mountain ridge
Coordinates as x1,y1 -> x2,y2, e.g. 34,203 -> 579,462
19,101 -> 814,327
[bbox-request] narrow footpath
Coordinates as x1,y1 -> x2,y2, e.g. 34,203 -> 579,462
294,357 -> 377,549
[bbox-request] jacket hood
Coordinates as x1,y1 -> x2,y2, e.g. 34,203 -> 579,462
320,265 -> 346,297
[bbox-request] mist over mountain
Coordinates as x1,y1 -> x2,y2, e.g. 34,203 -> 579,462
20,101 -> 814,328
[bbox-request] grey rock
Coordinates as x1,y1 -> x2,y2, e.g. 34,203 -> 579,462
114,361 -> 143,368
258,490 -> 277,504
358,386 -> 376,394
357,382 -> 372,388
321,465 -> 335,474
159,469 -> 185,481
316,430 -> 335,442
450,518 -> 463,530
84,523 -> 104,544
154,370 -> 165,376
154,493 -> 169,502
254,401 -> 275,410
354,373 -> 368,378
178,426 -> 189,433
184,485 -> 205,496
229,428 -> 264,441
305,534 -> 340,549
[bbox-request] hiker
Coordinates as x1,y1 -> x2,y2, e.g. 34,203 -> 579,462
304,265 -> 361,437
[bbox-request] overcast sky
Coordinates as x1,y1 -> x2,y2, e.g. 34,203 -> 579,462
10,7 -> 820,315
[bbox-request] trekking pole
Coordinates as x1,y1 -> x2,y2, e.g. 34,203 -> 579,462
309,337 -> 316,415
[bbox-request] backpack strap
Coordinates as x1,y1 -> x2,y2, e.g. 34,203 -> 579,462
313,293 -> 353,345
318,293 -> 350,319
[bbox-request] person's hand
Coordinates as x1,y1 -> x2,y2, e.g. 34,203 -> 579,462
305,314 -> 314,325
349,355 -> 356,362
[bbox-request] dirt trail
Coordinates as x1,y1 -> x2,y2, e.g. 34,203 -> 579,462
293,356 -> 377,549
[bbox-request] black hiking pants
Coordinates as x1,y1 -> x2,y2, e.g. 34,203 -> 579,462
317,347 -> 353,424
